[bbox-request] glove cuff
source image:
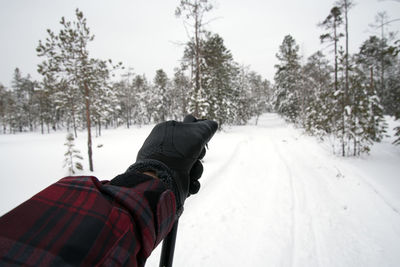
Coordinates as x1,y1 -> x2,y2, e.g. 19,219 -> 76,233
127,159 -> 183,216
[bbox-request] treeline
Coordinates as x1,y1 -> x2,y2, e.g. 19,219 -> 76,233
0,63 -> 271,134
273,0 -> 400,156
0,7 -> 271,138
0,46 -> 271,135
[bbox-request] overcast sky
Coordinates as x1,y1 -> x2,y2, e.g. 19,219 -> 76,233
0,0 -> 399,87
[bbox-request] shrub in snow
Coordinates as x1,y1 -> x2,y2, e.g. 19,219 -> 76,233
63,133 -> 83,175
394,126 -> 400,145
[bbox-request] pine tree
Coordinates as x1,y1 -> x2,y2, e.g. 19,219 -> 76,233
336,0 -> 354,103
274,35 -> 302,123
118,69 -> 136,128
88,59 -> 119,136
176,0 -> 213,117
35,81 -> 53,134
114,70 -> 150,127
63,133 -> 83,175
302,51 -> 333,137
247,71 -> 271,125
1,86 -> 17,134
171,68 -> 191,120
232,66 -> 252,125
0,84 -> 8,133
330,54 -> 387,156
333,48 -> 352,156
337,0 -> 355,156
201,33 -> 239,127
387,60 -> 400,145
10,68 -> 37,132
152,69 -> 170,122
132,75 -> 151,125
319,6 -> 344,96
37,9 -> 120,171
358,36 -> 397,115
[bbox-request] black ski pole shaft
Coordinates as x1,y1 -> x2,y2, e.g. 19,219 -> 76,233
159,220 -> 179,267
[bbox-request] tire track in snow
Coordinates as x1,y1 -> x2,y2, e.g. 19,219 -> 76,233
281,140 -> 322,267
268,129 -> 321,267
271,137 -> 297,267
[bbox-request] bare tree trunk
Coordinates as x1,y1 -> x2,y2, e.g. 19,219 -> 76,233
98,116 -> 101,137
194,9 -> 200,117
343,0 -> 350,157
344,0 -> 349,98
334,21 -> 338,93
70,99 -> 78,138
41,118 -> 44,135
84,81 -> 94,172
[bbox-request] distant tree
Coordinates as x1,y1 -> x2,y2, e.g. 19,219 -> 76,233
247,71 -> 271,125
336,0 -> 354,100
181,38 -> 209,117
0,84 -> 8,133
1,87 -> 16,134
274,35 -> 302,123
357,36 -> 397,115
63,133 -> 83,175
368,12 -> 400,104
118,68 -> 136,128
302,51 -> 333,136
319,6 -> 345,151
346,60 -> 386,155
10,68 -> 37,132
115,74 -> 152,125
336,0 -> 355,156
201,33 -> 239,127
35,79 -> 54,134
176,0 -> 213,117
171,68 -> 191,120
387,60 -> 400,145
233,66 -> 253,125
132,74 -> 151,124
152,69 -> 170,122
88,59 -> 119,136
319,6 -> 343,95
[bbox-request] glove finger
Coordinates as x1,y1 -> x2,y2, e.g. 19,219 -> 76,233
196,120 -> 218,144
183,114 -> 197,123
189,180 -> 201,195
189,154 -> 204,196
190,160 -> 203,181
199,147 -> 206,159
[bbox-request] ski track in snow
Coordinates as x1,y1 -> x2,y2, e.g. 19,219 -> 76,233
1,114 -> 400,267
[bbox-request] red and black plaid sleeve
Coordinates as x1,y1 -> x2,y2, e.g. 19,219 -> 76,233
0,173 -> 176,266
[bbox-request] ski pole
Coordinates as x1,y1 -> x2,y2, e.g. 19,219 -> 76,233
159,220 -> 179,267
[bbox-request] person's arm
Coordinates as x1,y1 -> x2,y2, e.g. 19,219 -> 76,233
0,115 -> 217,266
0,172 -> 176,266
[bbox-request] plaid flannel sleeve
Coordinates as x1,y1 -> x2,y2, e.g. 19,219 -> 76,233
0,173 -> 176,267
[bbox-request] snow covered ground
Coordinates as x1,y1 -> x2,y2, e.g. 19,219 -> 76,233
1,113 -> 400,267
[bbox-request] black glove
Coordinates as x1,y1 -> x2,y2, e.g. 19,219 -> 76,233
112,115 -> 218,216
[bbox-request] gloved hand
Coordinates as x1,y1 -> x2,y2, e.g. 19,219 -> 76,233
118,115 -> 218,216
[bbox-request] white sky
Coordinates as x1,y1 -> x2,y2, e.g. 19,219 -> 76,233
0,0 -> 399,88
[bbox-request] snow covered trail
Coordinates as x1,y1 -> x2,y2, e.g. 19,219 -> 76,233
1,113 -> 400,266
146,113 -> 400,267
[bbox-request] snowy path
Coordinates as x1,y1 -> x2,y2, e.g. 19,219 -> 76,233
1,113 -> 400,266
146,113 -> 400,267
